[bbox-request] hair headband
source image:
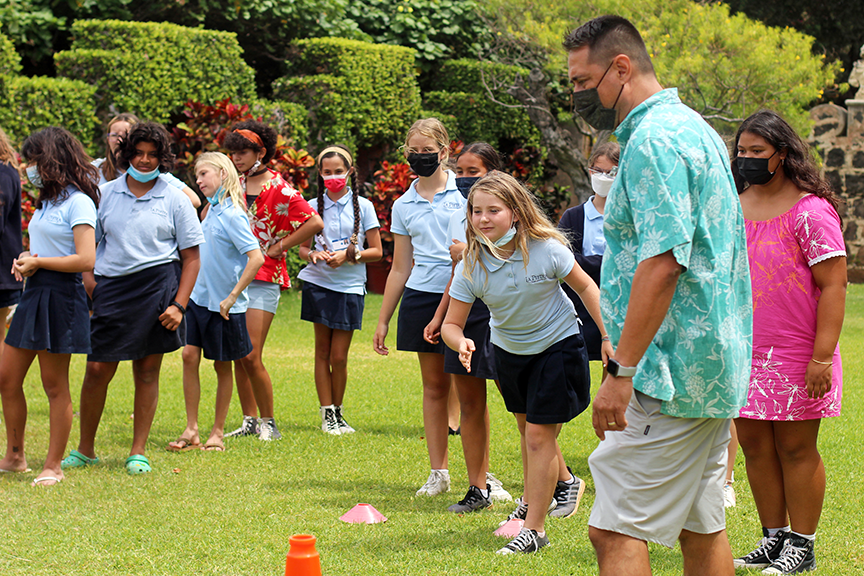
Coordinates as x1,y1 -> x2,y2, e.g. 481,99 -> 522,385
317,146 -> 353,167
234,129 -> 264,148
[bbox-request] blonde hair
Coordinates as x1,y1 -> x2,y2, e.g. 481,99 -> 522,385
463,171 -> 568,281
401,117 -> 450,161
0,127 -> 18,169
196,152 -> 244,209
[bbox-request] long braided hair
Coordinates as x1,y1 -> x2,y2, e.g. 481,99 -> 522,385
316,145 -> 361,261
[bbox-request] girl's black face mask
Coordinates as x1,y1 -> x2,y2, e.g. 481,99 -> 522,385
737,150 -> 778,186
456,176 -> 480,198
408,152 -> 440,177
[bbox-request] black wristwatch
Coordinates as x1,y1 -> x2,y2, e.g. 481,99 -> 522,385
607,358 -> 637,378
170,301 -> 187,315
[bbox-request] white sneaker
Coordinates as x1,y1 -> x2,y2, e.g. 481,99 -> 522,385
334,405 -> 355,434
258,417 -> 282,441
320,406 -> 341,435
723,482 -> 736,508
486,472 -> 513,502
416,469 -> 450,496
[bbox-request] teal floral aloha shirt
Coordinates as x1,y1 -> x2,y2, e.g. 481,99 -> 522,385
601,88 -> 753,418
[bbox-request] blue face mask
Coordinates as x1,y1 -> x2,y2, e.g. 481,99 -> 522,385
206,185 -> 225,206
480,224 -> 517,249
25,165 -> 43,188
127,164 -> 160,183
456,176 -> 480,199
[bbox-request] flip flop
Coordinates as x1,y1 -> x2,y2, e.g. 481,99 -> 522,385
201,442 -> 225,452
166,437 -> 201,452
31,476 -> 62,486
125,455 -> 151,475
0,467 -> 32,473
61,450 -> 99,469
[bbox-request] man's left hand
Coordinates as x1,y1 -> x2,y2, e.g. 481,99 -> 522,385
592,374 -> 632,440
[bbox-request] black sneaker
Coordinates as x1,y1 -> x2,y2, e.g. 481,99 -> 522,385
497,497 -> 557,527
448,426 -> 461,436
734,528 -> 790,569
448,484 -> 492,513
549,467 -> 585,518
496,527 -> 549,555
225,415 -> 259,438
762,534 -> 816,574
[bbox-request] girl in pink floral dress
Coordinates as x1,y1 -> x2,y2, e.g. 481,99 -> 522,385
732,110 -> 846,575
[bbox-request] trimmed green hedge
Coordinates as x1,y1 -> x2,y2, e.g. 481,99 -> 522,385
250,99 -> 310,150
272,38 -> 420,151
423,59 -> 540,149
0,32 -> 21,77
0,76 -> 99,148
54,19 -> 256,123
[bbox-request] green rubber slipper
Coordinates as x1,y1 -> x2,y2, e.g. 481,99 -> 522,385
125,455 -> 151,475
61,450 -> 100,470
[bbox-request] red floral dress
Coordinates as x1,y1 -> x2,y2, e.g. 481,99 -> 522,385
247,170 -> 317,289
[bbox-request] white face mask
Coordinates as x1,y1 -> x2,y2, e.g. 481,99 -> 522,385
591,172 -> 615,197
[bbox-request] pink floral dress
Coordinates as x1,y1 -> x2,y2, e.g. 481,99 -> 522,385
739,194 -> 845,421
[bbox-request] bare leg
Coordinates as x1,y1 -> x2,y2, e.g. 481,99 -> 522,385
204,360 -> 234,446
515,413 -> 529,499
726,420 -> 739,483
129,354 -> 163,456
418,352 -> 450,470
522,421 -> 560,533
0,345 -> 37,471
313,323 -> 334,406
736,418 -> 788,528
447,380 -> 460,431
35,351 -> 73,483
328,328 -> 353,407
589,528 -> 652,576
76,360 -> 119,458
238,308 -> 275,418
0,305 -> 10,360
556,440 -> 571,481
775,420 -> 824,535
175,345 -> 202,442
680,529 -> 734,576
233,360 -> 257,417
453,374 -> 488,489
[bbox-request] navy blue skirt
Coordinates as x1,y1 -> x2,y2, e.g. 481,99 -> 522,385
444,299 -> 497,380
301,282 -> 364,331
397,287 -> 445,354
186,300 -> 252,362
89,262 -> 185,362
5,269 -> 90,354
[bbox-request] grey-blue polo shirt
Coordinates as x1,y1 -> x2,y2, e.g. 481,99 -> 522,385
390,171 -> 463,293
449,238 -> 579,355
95,176 -> 204,277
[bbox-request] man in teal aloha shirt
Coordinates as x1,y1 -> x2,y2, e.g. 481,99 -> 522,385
566,14 -> 752,576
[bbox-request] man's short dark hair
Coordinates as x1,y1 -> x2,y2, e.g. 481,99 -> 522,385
563,15 -> 654,75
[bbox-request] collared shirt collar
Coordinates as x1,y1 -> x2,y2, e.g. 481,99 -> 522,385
400,171 -> 457,203
614,88 -> 680,149
584,196 -> 603,220
323,188 -> 353,209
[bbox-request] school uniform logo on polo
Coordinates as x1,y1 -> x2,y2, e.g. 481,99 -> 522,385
525,273 -> 549,284
150,207 -> 169,218
443,201 -> 462,210
46,214 -> 64,225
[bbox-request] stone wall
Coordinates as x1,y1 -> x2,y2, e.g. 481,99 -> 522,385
808,100 -> 864,282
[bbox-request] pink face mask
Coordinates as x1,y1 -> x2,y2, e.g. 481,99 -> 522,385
322,174 -> 347,193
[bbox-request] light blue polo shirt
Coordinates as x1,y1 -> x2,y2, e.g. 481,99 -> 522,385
28,188 -> 97,258
297,191 -> 380,295
92,158 -> 191,192
190,198 -> 260,313
447,207 -> 468,245
95,176 -> 205,277
582,197 -> 606,257
391,171 -> 463,293
449,238 -> 579,355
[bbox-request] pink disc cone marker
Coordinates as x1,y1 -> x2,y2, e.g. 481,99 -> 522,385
339,503 -> 387,524
494,519 -> 524,538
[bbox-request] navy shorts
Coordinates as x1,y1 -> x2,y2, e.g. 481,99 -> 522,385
0,288 -> 22,309
186,300 -> 253,362
494,333 -> 591,424
396,287 -> 445,354
444,299 -> 497,380
301,282 -> 364,331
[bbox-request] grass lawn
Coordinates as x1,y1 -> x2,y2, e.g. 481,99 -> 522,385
1,285 -> 863,575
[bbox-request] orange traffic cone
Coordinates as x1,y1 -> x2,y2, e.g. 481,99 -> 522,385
284,534 -> 322,576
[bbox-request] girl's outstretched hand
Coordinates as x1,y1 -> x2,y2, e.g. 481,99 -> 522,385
373,323 -> 389,356
458,338 -> 475,371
